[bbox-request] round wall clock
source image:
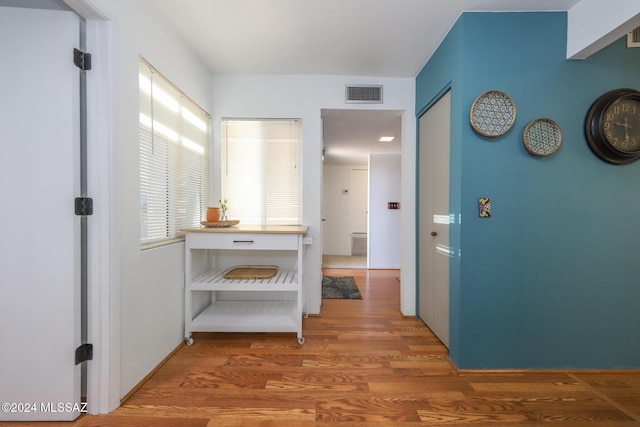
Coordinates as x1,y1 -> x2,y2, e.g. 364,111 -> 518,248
470,90 -> 517,137
585,88 -> 640,164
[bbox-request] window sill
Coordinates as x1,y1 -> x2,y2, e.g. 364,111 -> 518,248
141,236 -> 185,251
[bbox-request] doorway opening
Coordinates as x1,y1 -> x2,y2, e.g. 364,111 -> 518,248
320,109 -> 403,272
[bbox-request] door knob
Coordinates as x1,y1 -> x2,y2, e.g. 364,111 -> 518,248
430,231 -> 438,237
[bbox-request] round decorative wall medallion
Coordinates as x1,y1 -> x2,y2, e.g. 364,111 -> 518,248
470,90 -> 517,137
523,118 -> 562,157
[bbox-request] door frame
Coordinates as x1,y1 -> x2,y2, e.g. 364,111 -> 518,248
63,0 -> 120,414
320,108 -> 404,270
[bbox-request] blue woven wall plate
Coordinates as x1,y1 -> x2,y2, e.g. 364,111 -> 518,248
470,90 -> 517,137
523,118 -> 562,157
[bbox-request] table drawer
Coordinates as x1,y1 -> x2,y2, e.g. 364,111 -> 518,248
186,232 -> 299,250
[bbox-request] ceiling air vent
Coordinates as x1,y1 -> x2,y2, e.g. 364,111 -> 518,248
345,85 -> 383,104
627,27 -> 640,48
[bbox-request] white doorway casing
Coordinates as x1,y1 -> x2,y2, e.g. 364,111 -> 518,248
321,109 -> 403,270
418,90 -> 451,348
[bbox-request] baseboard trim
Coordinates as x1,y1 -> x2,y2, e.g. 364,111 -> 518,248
445,353 -> 640,374
120,341 -> 185,405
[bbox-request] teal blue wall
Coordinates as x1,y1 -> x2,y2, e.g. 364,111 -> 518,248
416,12 -> 640,369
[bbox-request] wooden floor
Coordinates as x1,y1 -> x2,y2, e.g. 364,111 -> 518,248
11,269 -> 640,426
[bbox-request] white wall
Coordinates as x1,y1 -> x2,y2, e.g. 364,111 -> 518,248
211,75 -> 416,315
89,0 -> 213,398
322,165 -> 368,255
369,154 -> 402,269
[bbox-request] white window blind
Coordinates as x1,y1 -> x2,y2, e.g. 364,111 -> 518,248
222,119 -> 302,225
139,59 -> 210,246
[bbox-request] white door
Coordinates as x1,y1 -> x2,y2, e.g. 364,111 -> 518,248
0,6 -> 82,421
418,91 -> 451,348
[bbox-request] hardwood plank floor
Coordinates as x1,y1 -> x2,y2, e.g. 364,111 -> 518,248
5,269 -> 640,426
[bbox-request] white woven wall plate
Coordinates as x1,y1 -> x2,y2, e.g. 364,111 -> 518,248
470,90 -> 517,137
523,118 -> 562,157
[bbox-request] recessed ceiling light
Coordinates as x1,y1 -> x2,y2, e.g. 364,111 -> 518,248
379,136 -> 395,142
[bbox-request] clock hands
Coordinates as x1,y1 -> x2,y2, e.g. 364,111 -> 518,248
613,118 -> 631,129
613,118 -> 631,143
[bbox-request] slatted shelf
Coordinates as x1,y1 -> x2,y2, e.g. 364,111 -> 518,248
191,267 -> 299,291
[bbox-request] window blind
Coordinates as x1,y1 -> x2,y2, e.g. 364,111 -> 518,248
139,60 -> 210,246
222,119 -> 302,225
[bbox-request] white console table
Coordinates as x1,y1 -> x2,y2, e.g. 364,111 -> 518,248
182,225 -> 308,345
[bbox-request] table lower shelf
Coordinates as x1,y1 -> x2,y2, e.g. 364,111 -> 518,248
188,301 -> 301,334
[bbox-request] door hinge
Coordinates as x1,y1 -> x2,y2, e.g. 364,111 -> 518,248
73,48 -> 92,71
75,343 -> 93,365
75,197 -> 93,216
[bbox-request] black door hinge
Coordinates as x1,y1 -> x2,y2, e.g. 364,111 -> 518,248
73,48 -> 92,71
75,197 -> 93,216
75,343 -> 93,365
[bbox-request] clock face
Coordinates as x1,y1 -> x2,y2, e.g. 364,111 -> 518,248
602,97 -> 640,154
585,88 -> 640,164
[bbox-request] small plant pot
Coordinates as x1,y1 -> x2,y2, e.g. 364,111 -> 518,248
206,207 -> 221,223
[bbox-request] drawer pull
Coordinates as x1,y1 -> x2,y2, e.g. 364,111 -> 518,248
233,240 -> 254,243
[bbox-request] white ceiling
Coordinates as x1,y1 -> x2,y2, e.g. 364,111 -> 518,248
322,109 -> 403,165
149,0 -> 581,165
149,0 -> 581,77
